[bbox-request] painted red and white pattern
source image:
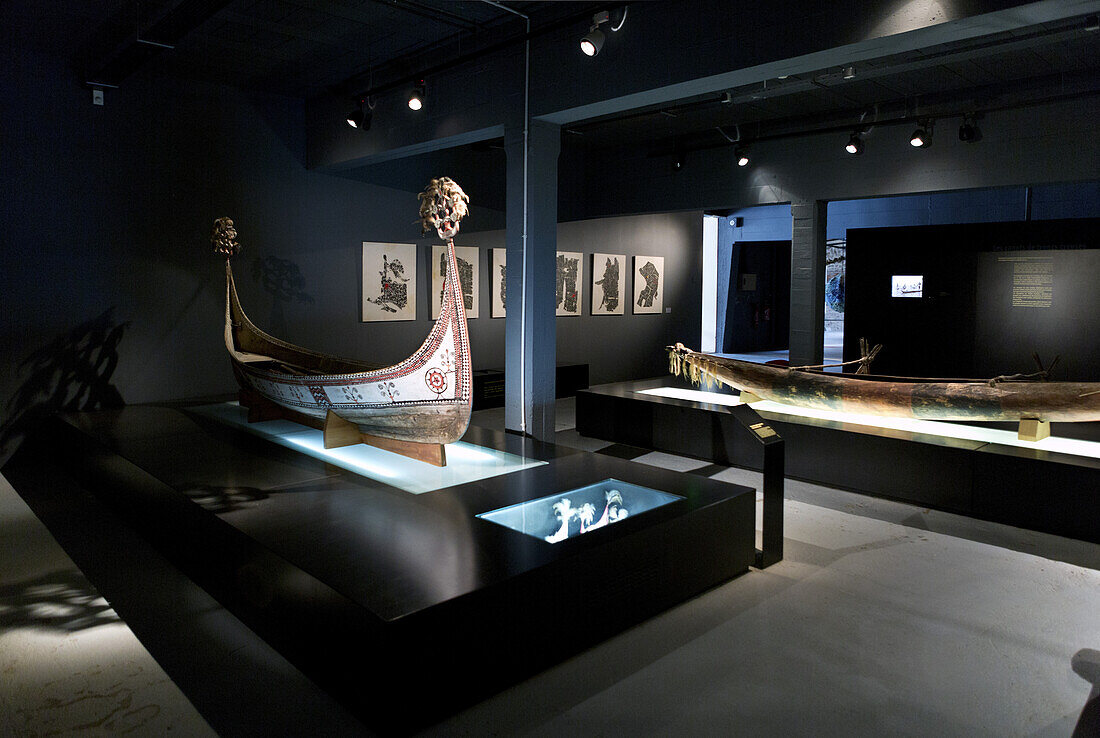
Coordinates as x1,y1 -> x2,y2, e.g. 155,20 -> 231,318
225,239 -> 472,445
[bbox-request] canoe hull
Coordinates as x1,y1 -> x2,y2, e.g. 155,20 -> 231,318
224,240 -> 472,449
675,351 -> 1100,423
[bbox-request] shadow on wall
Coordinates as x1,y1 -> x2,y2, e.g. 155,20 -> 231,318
0,309 -> 127,463
251,255 -> 315,334
0,570 -> 120,632
1074,648 -> 1100,737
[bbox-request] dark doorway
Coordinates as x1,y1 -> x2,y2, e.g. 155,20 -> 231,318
723,240 -> 791,353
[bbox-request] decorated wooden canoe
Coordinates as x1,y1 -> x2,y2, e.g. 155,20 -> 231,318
212,178 -> 472,466
668,343 -> 1100,439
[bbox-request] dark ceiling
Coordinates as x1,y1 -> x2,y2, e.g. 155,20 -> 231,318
7,0 -> 601,99
566,13 -> 1100,155
9,1 -> 1099,174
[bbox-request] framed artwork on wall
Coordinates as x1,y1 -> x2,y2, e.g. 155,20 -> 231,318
431,244 -> 479,320
590,253 -> 625,315
633,255 -> 664,314
491,248 -> 506,318
556,251 -> 582,316
362,242 -> 417,321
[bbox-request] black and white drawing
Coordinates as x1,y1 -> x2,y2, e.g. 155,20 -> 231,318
633,255 -> 664,314
431,244 -> 479,319
591,253 -> 625,315
362,242 -> 416,321
556,251 -> 582,317
491,248 -> 506,318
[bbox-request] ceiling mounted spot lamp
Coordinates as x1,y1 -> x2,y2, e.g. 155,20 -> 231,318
580,23 -> 605,56
736,147 -> 750,167
845,132 -> 864,155
910,120 -> 933,148
580,7 -> 626,57
408,80 -> 425,111
346,97 -> 372,130
958,114 -> 982,143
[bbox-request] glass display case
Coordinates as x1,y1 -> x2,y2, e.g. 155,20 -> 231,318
478,478 -> 682,543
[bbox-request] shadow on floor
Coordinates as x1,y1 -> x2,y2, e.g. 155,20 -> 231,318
1073,648 -> 1100,738
0,570 -> 119,632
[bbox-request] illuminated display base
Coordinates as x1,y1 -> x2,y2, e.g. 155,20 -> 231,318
638,387 -> 1100,461
578,378 -> 1100,544
4,402 -> 755,733
193,402 -> 546,493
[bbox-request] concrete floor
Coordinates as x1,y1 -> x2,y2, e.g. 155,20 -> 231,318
3,399 -> 1099,736
0,473 -> 216,736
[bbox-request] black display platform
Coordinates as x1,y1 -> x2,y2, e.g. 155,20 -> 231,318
577,377 -> 1100,544
4,404 -> 755,734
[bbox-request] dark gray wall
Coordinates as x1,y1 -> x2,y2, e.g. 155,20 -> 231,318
464,211 -> 704,384
0,46 -> 506,461
0,40 -> 703,462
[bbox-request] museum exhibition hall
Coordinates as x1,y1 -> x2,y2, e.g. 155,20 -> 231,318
2,0 -> 1099,735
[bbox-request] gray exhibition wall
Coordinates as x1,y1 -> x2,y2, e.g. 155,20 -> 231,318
463,210 -> 704,385
0,42 -> 703,463
0,48 -> 503,462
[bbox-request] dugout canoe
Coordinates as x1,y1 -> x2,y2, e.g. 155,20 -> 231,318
668,344 -> 1100,425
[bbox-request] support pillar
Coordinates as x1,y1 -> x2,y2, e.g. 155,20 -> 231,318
504,119 -> 560,441
788,200 -> 826,368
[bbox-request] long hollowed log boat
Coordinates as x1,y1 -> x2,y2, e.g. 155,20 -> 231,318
211,178 -> 472,466
668,344 -> 1100,440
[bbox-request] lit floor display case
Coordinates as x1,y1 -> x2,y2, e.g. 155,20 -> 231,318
577,377 -> 1100,544
3,401 -> 757,733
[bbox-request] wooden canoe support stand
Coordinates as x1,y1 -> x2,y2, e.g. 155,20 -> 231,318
1017,418 -> 1051,442
239,388 -> 447,467
322,410 -> 446,467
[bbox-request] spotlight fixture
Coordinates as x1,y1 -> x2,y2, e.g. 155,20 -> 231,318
408,80 -> 425,111
845,132 -> 864,155
958,114 -> 981,143
910,120 -> 933,148
346,98 -> 371,130
736,147 -> 750,167
580,7 -> 626,57
580,23 -> 605,56
843,66 -> 856,80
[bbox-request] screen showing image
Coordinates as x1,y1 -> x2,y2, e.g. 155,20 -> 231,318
891,275 -> 923,298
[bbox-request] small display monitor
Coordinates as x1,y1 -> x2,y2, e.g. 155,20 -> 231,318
477,478 -> 681,544
891,275 -> 923,297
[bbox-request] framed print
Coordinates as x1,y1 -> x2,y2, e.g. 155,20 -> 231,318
556,251 -> 582,316
591,253 -> 625,315
633,255 -> 664,314
491,248 -> 506,318
362,242 -> 416,321
431,244 -> 479,320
